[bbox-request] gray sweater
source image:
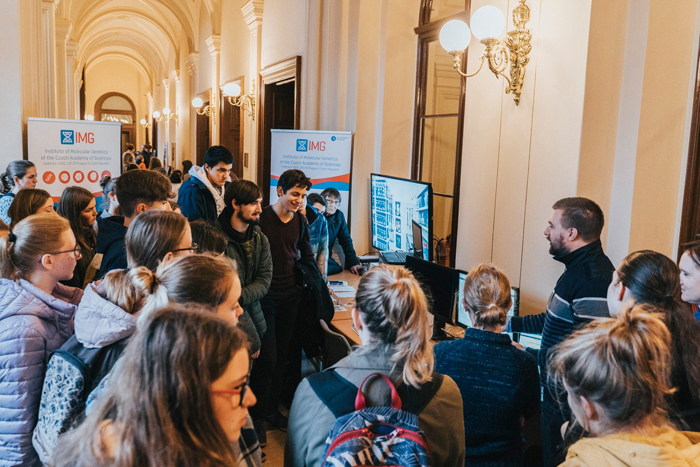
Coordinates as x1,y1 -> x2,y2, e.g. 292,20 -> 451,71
285,345 -> 465,467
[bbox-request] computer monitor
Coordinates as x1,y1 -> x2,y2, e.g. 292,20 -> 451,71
405,256 -> 458,329
518,333 -> 542,350
371,174 -> 432,261
411,220 -> 425,260
455,271 -> 520,328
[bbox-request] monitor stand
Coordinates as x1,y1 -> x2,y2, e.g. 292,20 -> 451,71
432,317 -> 457,341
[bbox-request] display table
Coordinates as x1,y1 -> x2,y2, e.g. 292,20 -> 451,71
328,270 -> 362,346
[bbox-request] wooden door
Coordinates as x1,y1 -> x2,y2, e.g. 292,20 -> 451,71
195,91 -> 212,167
220,82 -> 244,179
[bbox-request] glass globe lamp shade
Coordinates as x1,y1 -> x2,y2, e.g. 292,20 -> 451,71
140,118 -> 147,125
439,20 -> 471,52
162,107 -> 171,116
470,6 -> 506,41
192,97 -> 203,108
223,82 -> 242,97
86,114 -> 94,121
152,111 -> 161,119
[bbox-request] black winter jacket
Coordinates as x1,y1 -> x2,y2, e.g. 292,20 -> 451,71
325,209 -> 359,269
294,257 -> 334,359
95,216 -> 128,280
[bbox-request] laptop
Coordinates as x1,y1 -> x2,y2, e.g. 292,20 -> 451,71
381,220 -> 425,264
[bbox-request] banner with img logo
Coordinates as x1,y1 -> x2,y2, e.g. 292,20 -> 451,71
270,129 -> 354,221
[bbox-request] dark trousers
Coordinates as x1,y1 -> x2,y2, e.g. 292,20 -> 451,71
540,389 -> 570,467
249,286 -> 302,421
327,257 -> 343,276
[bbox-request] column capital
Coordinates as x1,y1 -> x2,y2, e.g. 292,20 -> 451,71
185,52 -> 199,76
162,78 -> 170,90
55,19 -> 72,41
206,35 -> 221,57
146,91 -> 153,101
242,0 -> 264,31
171,69 -> 180,82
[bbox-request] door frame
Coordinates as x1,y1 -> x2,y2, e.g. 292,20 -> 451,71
679,44 -> 700,256
257,56 -> 302,201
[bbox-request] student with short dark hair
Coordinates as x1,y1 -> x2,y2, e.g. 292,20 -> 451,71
98,176 -> 120,225
216,180 -> 271,366
507,197 -> 614,467
95,170 -> 172,279
252,170 -> 314,440
178,145 -> 234,224
190,219 -> 227,254
320,187 -> 361,275
300,194 -> 329,280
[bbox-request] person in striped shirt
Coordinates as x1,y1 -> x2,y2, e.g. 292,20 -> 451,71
507,197 -> 614,467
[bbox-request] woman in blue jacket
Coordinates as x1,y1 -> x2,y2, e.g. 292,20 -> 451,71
0,214 -> 82,466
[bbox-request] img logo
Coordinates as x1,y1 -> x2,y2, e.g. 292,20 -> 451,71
331,136 -> 336,141
296,139 -> 308,152
61,130 -> 74,145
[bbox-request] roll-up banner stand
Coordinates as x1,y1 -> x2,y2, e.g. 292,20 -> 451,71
27,118 -> 122,210
270,129 -> 354,222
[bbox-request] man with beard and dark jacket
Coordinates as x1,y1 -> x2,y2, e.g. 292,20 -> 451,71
507,197 -> 614,467
95,170 -> 172,279
216,179 -> 271,358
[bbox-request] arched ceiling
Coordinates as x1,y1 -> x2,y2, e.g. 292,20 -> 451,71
62,0 -> 219,92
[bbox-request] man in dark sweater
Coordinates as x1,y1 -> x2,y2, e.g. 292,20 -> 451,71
320,188 -> 362,275
251,169 -> 314,439
508,197 -> 614,467
95,170 -> 171,279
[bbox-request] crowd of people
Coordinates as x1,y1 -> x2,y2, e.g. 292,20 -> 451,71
0,147 -> 698,467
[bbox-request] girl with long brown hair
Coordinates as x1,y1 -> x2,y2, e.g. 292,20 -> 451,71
52,306 -> 257,467
607,250 -> 700,430
57,187 -> 98,288
7,188 -> 54,229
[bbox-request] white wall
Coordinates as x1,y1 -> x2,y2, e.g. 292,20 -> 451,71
0,0 -> 24,165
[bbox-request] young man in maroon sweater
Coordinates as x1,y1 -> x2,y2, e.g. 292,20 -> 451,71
250,169 -> 314,442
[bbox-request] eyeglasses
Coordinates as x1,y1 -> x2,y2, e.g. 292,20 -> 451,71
171,243 -> 198,253
46,246 -> 82,259
211,369 -> 251,407
325,198 -> 339,205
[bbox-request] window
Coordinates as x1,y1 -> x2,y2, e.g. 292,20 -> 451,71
95,93 -> 136,124
412,0 -> 470,266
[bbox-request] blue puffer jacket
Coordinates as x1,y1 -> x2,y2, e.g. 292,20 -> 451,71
0,279 -> 81,467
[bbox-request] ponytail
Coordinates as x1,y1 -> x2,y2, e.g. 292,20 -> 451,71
462,264 -> 511,328
134,268 -> 170,326
356,266 -> 433,388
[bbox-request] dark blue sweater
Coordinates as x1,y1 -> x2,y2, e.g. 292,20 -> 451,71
434,329 -> 540,466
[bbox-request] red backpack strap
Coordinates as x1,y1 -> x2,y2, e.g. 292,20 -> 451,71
355,373 -> 402,411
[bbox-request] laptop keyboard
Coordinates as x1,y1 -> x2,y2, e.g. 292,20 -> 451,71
383,251 -> 408,263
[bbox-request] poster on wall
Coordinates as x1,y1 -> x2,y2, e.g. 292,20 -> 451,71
270,129 -> 353,220
27,118 -> 122,209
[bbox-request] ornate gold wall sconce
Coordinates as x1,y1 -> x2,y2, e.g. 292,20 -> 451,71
192,98 -> 217,124
222,80 -> 256,120
152,107 -> 179,125
439,0 -> 532,105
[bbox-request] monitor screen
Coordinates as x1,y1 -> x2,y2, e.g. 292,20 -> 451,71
405,256 -> 458,324
455,273 -> 520,328
518,333 -> 542,350
412,220 -> 424,260
371,174 -> 432,260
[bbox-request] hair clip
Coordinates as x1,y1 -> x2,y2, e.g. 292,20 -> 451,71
8,233 -> 16,243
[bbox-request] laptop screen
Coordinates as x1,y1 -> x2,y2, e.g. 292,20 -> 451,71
412,220 -> 424,260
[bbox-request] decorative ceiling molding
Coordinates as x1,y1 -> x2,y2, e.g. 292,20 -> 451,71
55,20 -> 72,41
242,0 -> 264,32
206,35 -> 221,57
185,52 -> 199,76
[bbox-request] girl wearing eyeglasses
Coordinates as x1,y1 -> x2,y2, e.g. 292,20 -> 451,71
125,209 -> 194,272
0,214 -> 83,465
52,306 -> 257,467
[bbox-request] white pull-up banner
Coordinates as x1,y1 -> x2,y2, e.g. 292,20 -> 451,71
27,118 -> 122,205
270,129 -> 353,220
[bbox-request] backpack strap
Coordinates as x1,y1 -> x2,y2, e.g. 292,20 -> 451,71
399,372 -> 444,415
307,370 -> 358,418
308,370 -> 445,418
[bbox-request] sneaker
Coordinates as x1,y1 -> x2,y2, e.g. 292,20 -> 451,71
254,419 -> 267,448
266,411 -> 288,432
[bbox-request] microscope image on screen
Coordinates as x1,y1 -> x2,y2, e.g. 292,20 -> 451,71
371,175 -> 430,254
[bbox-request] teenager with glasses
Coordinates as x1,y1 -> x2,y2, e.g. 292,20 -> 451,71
125,210 -> 194,272
0,214 -> 83,465
53,307 -> 258,467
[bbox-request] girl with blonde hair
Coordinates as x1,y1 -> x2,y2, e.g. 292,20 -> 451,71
0,214 -> 82,465
553,303 -> 700,466
125,209 -> 194,271
286,265 -> 465,467
435,263 -> 540,466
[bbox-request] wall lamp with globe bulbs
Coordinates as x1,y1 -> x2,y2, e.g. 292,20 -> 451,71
440,0 -> 532,105
191,97 -> 217,124
221,80 -> 256,120
151,107 -> 179,125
